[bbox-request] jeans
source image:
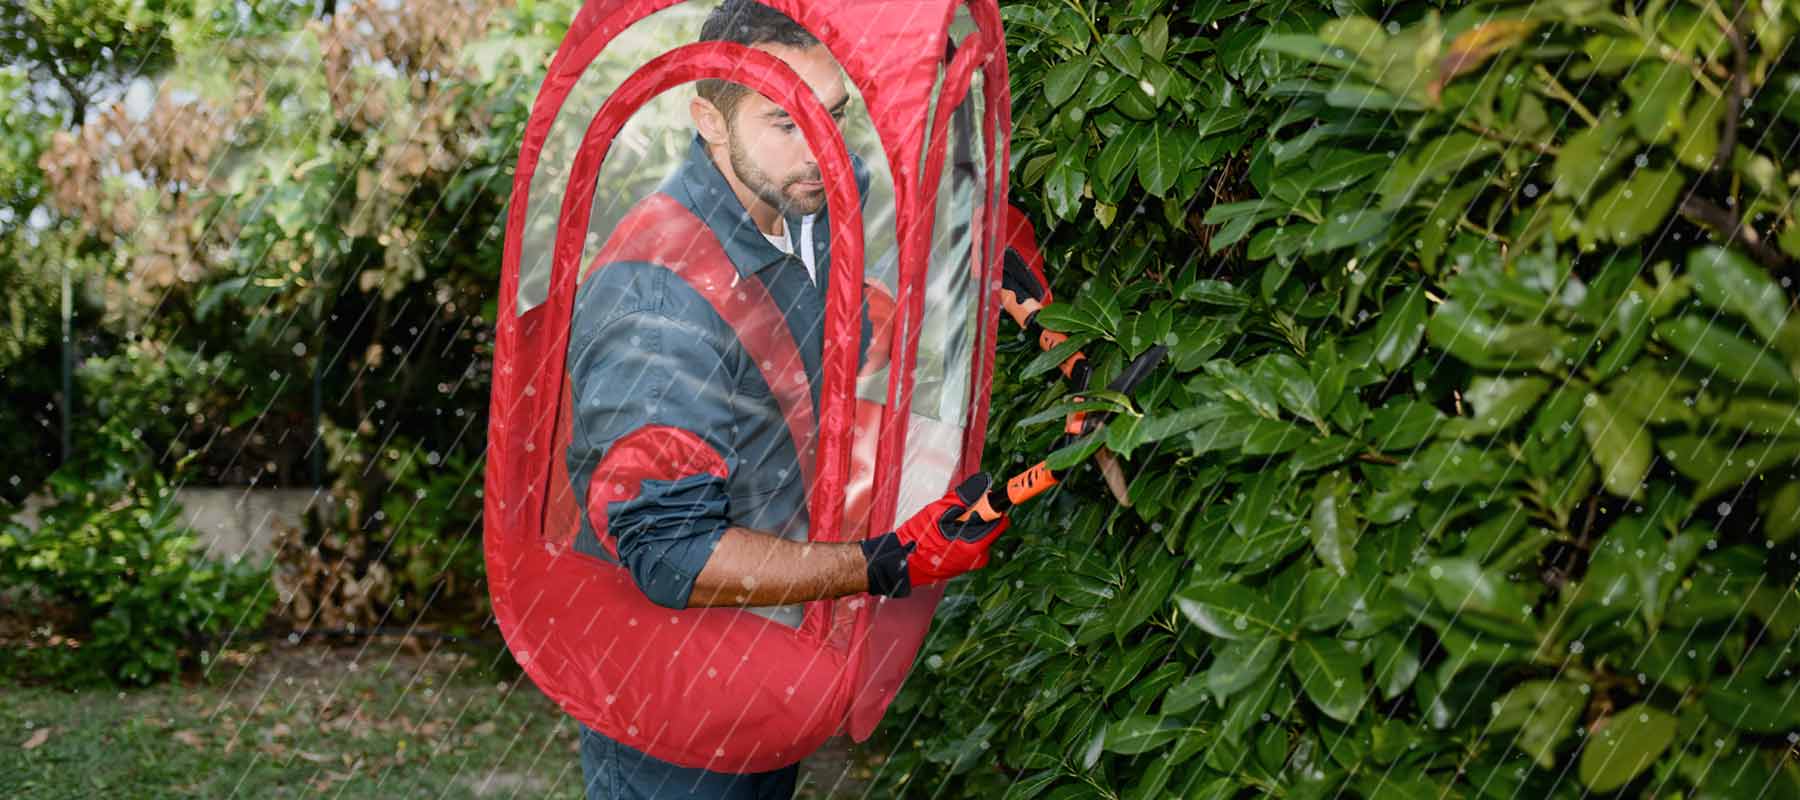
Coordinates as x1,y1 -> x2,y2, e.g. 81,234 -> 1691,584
578,723 -> 799,799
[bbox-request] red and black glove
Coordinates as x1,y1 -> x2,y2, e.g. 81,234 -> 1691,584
1001,203 -> 1052,308
862,473 -> 1010,598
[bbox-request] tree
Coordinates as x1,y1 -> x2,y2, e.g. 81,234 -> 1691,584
19,0 -> 576,625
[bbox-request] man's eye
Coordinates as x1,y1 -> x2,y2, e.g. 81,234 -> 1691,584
777,122 -> 798,134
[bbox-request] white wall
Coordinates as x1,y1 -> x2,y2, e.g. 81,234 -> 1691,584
10,488 -> 338,563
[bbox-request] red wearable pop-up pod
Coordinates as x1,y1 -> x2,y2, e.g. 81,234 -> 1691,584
485,0 -> 1012,773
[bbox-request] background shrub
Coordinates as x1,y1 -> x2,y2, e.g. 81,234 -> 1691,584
0,417 -> 272,686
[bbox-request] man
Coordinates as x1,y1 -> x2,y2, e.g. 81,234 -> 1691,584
564,2 -> 1011,797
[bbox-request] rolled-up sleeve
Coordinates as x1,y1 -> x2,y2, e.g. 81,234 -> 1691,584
567,271 -> 740,609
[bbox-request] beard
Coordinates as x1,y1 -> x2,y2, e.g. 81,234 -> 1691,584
728,130 -> 827,217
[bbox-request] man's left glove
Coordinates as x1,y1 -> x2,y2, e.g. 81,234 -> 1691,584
861,473 -> 1009,598
1001,202 -> 1052,308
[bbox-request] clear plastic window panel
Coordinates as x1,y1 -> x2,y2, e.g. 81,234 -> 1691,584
517,3 -> 897,317
893,68 -> 987,520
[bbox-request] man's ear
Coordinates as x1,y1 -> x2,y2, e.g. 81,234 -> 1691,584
691,96 -> 728,146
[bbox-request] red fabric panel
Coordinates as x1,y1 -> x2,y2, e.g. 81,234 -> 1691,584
583,425 -> 730,561
500,524 -> 851,773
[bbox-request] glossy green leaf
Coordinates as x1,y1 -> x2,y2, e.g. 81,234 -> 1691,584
1441,376 -> 1549,439
1139,127 -> 1194,197
1623,61 -> 1692,144
1015,614 -> 1076,651
1162,672 -> 1212,716
1206,636 -> 1284,699
1701,672 -> 1800,734
1589,167 -> 1683,246
1676,89 -> 1727,169
1761,480 -> 1800,544
1113,555 -> 1185,638
1656,316 -> 1798,392
1578,391 -> 1652,498
1045,161 -> 1088,221
1427,299 -> 1570,371
1714,398 -> 1800,438
1370,283 -> 1427,374
1688,245 -> 1797,352
1180,278 -> 1253,306
1192,107 -> 1253,139
1490,679 -> 1584,769
1377,132 -> 1501,210
1139,15 -> 1170,60
1309,472 -> 1357,575
1176,582 -> 1288,640
1289,635 -> 1365,723
1299,566 -> 1359,630
1099,34 -> 1145,77
1553,114 -> 1637,203
1043,59 -> 1091,107
1578,704 -> 1677,793
1662,434 -> 1800,500
1300,151 -> 1389,195
1366,399 -> 1445,451
1401,441 -> 1511,491
1370,632 -> 1420,700
1093,125 -> 1148,200
1097,639 -> 1167,699
1306,207 -> 1390,254
1594,283 -> 1653,378
1420,558 -> 1534,625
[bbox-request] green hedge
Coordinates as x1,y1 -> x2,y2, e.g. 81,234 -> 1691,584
876,0 -> 1800,797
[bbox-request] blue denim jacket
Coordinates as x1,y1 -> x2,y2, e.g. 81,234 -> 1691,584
565,134 -> 870,617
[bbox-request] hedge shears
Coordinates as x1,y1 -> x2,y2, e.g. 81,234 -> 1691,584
962,206 -> 1168,523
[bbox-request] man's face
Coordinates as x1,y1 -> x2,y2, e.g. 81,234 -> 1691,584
719,43 -> 849,217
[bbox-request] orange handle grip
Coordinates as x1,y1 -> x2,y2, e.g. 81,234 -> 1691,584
1000,288 -> 1042,328
1006,461 -> 1060,505
1003,289 -> 1089,382
958,461 -> 1061,522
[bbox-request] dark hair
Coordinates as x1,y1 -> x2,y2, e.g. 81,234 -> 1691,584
696,0 -> 819,119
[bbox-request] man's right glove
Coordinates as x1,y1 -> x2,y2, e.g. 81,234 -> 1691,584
861,473 -> 1009,598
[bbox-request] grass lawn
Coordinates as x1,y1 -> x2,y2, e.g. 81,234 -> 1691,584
0,636 -> 878,798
